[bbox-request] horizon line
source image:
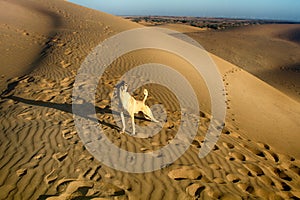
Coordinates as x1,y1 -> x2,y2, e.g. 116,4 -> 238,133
117,14 -> 300,23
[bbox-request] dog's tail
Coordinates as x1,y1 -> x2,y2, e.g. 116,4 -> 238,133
143,89 -> 148,104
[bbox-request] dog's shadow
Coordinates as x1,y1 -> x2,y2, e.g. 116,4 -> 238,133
5,95 -> 151,131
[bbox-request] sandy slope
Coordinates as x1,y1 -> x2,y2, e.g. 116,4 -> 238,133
0,0 -> 140,92
185,24 -> 300,102
0,0 -> 53,92
0,0 -> 300,199
212,54 -> 300,159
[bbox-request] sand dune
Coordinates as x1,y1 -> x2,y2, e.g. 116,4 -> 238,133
142,22 -> 300,102
271,25 -> 300,44
0,0 -> 300,199
212,54 -> 300,159
184,24 -> 300,102
0,0 -> 54,92
0,0 -> 140,92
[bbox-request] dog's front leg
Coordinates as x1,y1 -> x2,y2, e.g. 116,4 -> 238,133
120,111 -> 125,133
131,114 -> 136,135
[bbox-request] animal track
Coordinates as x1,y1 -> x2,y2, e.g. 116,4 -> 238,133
245,163 -> 264,176
289,164 -> 300,175
226,174 -> 241,183
168,166 -> 202,180
186,183 -> 205,198
53,152 -> 68,162
223,142 -> 234,149
244,145 -> 265,158
274,168 -> 292,181
16,168 -> 27,177
229,152 -> 246,161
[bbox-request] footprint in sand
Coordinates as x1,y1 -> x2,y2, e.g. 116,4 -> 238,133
289,164 -> 300,175
57,42 -> 66,47
55,180 -> 94,198
226,174 -> 241,183
48,179 -> 126,199
222,128 -> 243,139
64,48 -> 72,55
191,139 -> 201,148
222,142 -> 235,149
257,142 -> 270,150
258,175 -> 275,187
257,142 -> 280,162
222,128 -> 231,135
244,144 -> 266,158
212,144 -> 220,151
229,151 -> 246,161
279,181 -> 292,191
34,153 -> 45,160
264,150 -> 280,163
244,163 -> 265,176
53,152 -> 68,162
22,31 -> 29,36
186,183 -> 205,198
60,60 -> 71,68
273,167 -> 292,181
168,166 -> 202,180
16,168 -> 27,177
237,182 -> 254,194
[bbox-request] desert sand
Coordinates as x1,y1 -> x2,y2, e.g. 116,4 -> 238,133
150,22 -> 300,102
0,0 -> 300,199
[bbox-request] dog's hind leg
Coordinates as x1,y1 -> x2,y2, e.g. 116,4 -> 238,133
143,106 -> 159,123
120,111 -> 125,133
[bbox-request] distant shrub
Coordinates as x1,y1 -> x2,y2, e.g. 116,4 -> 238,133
207,24 -> 218,29
181,20 -> 188,23
131,18 -> 141,23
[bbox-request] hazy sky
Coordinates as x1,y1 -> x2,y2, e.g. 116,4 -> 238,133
69,0 -> 300,21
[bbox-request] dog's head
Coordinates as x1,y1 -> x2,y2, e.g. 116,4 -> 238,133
120,82 -> 128,92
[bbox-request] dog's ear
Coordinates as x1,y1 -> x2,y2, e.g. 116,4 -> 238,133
116,81 -> 125,89
123,83 -> 128,91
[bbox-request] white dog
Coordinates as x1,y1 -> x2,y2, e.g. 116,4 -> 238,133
118,82 -> 159,135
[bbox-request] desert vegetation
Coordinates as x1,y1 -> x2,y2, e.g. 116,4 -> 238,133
125,16 -> 299,30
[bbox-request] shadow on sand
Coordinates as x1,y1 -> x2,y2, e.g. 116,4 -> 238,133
7,95 -> 121,131
6,95 -> 150,131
